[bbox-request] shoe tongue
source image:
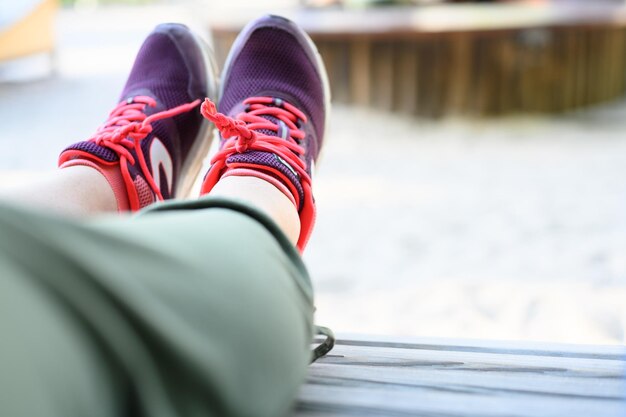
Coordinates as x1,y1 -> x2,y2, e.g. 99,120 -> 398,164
255,114 -> 281,138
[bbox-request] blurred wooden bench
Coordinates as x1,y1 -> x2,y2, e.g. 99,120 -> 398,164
210,4 -> 626,117
293,334 -> 625,416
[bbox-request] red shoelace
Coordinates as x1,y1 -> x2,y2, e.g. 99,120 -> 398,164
200,96 -> 312,198
89,95 -> 200,201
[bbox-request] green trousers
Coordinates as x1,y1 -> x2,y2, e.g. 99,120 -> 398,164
0,197 -> 314,417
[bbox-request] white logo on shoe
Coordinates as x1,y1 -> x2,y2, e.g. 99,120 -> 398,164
150,137 -> 173,195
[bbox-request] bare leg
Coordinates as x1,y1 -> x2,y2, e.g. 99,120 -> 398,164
208,176 -> 301,245
0,166 -> 117,215
1,167 -> 300,244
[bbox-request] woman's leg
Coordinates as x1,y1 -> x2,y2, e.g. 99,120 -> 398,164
0,195 -> 313,417
0,166 -> 117,215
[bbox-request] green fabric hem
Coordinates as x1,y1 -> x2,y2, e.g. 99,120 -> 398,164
138,196 -> 314,303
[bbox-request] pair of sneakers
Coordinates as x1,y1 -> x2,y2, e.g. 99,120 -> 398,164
59,16 -> 329,251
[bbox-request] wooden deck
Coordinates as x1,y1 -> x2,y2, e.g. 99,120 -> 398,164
294,335 -> 626,417
210,3 -> 626,117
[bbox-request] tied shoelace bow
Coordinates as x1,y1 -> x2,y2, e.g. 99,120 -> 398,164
89,95 -> 200,201
200,96 -> 312,200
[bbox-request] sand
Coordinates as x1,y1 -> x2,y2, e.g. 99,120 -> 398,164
306,106 -> 626,345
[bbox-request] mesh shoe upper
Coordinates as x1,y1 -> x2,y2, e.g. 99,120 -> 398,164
122,24 -> 209,160
201,15 -> 329,251
60,23 -> 215,209
218,15 -> 327,169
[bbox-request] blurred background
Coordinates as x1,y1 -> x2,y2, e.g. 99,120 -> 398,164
1,0 -> 626,345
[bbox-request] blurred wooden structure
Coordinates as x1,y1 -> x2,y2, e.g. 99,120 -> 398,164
210,4 -> 626,117
293,334 -> 625,416
0,0 -> 57,63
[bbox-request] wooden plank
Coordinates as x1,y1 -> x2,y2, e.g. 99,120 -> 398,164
560,28 -> 576,112
294,335 -> 626,417
325,334 -> 626,358
211,32 -> 236,71
617,28 -> 626,97
484,35 -> 501,116
607,28 -> 621,103
296,383 -> 622,417
316,344 -> 624,375
446,34 -> 472,115
323,41 -> 350,105
392,41 -> 418,115
307,361 -> 623,399
416,39 -> 439,118
370,41 -> 394,112
349,38 -> 371,107
431,37 -> 448,119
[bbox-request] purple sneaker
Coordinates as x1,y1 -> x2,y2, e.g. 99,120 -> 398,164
200,15 -> 330,251
59,23 -> 218,211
